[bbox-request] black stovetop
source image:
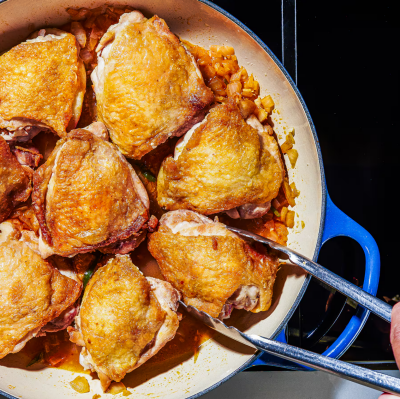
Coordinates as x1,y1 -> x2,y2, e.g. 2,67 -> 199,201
213,0 -> 399,367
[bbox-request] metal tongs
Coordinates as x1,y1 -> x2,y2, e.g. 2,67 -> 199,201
179,227 -> 399,396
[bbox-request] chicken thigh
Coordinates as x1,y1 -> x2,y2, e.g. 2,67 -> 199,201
91,11 -> 214,159
29,123 -> 150,258
68,254 -> 181,391
0,137 -> 32,223
148,210 -> 279,319
157,100 -> 284,217
0,221 -> 81,359
0,29 -> 86,142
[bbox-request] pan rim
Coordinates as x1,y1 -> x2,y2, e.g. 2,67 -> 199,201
0,0 -> 326,398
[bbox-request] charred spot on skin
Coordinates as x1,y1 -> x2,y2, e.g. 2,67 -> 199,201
212,237 -> 218,250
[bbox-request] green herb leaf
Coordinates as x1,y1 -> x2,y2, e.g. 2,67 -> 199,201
143,171 -> 156,182
271,206 -> 281,217
27,351 -> 44,367
83,268 -> 95,290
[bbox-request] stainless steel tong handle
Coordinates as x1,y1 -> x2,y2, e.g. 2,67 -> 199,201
182,300 -> 400,395
241,332 -> 400,395
226,226 -> 392,323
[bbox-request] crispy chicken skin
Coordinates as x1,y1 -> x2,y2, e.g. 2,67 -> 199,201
0,137 -> 32,223
91,11 -> 214,159
148,210 -> 279,319
0,30 -> 86,141
30,123 -> 149,258
68,255 -> 180,391
0,226 -> 81,359
157,101 -> 284,216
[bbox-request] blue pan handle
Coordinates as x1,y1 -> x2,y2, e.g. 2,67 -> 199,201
250,192 -> 381,369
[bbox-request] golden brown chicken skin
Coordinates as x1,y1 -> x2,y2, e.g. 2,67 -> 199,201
30,123 -> 150,258
68,255 -> 180,391
91,11 -> 214,159
148,210 -> 279,319
0,30 -> 86,142
0,137 -> 32,223
157,100 -> 284,216
0,224 -> 81,359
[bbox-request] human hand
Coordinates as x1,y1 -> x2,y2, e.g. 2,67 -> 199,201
379,302 -> 400,398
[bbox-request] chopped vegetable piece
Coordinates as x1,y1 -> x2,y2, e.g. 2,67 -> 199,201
301,221 -> 305,229
280,141 -> 293,154
271,206 -> 281,218
280,206 -> 288,223
47,352 -> 67,367
70,376 -> 90,393
241,88 -> 254,98
286,133 -> 295,145
283,183 -> 295,207
253,107 -> 268,123
274,221 -> 289,243
281,133 -> 295,153
290,182 -> 300,197
288,127 -> 295,136
226,81 -> 242,97
239,99 -> 256,119
123,389 -> 132,396
67,7 -> 91,21
261,95 -> 275,113
282,179 -> 296,207
286,211 -> 295,228
93,395 -> 101,399
143,171 -> 156,182
70,22 -> 86,48
107,382 -> 127,395
210,45 -> 235,57
26,351 -> 44,367
83,267 -> 95,290
287,149 -> 299,168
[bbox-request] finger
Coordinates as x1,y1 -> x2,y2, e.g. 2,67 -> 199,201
391,303 -> 400,370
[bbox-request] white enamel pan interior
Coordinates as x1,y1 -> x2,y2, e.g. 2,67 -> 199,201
0,0 -> 325,398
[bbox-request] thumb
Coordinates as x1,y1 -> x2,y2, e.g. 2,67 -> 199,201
391,303 -> 400,370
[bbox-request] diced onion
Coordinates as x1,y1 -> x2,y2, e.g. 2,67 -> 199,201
286,211 -> 295,228
280,206 -> 288,223
261,95 -> 275,113
239,99 -> 256,119
70,22 -> 86,48
282,179 -> 296,207
107,382 -> 127,395
67,8 -> 91,21
208,76 -> 226,95
254,107 -> 268,123
287,149 -> 299,168
80,49 -> 94,65
226,81 -> 242,97
69,376 -> 90,393
290,182 -> 300,197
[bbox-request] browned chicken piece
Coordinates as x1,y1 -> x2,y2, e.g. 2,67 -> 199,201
10,144 -> 43,169
68,254 -> 181,392
148,210 -> 279,319
27,122 -> 149,258
0,221 -> 81,359
0,29 -> 86,142
0,137 -> 32,223
157,100 -> 284,217
91,11 -> 214,159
